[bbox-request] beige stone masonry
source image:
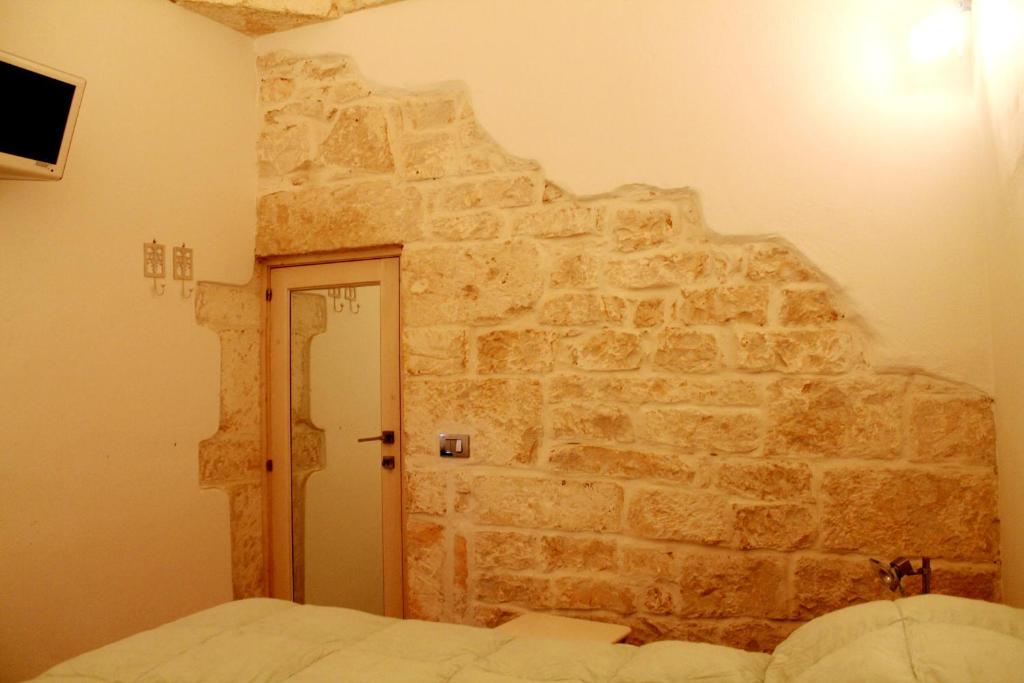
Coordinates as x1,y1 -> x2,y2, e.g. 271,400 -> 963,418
195,275 -> 267,599
170,0 -> 406,36
198,51 -> 1002,650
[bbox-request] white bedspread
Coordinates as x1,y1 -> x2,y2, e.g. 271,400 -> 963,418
30,595 -> 1024,682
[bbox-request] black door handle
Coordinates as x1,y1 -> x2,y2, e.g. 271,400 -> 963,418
357,430 -> 395,444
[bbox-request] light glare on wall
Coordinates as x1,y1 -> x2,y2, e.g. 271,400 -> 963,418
908,2 -> 971,63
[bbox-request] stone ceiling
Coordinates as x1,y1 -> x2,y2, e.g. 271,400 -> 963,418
170,0 -> 402,37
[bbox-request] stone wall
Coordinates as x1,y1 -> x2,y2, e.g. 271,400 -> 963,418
171,0 -> 404,36
209,51 -> 1001,650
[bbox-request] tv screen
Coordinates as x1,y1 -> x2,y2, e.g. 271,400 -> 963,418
0,50 -> 85,180
0,61 -> 76,165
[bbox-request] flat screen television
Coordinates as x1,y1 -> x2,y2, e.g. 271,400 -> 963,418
0,50 -> 86,180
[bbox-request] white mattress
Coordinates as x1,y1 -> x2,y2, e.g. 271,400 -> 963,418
30,595 -> 1024,683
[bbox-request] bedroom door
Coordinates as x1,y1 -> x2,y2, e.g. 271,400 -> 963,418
267,256 -> 403,617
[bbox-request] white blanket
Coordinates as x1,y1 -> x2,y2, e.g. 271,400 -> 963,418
31,595 -> 1024,682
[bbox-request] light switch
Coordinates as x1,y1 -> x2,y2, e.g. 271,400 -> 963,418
439,433 -> 470,458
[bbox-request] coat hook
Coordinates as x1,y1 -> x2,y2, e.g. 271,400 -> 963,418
143,240 -> 166,296
344,286 -> 360,314
327,288 -> 345,313
173,243 -> 194,300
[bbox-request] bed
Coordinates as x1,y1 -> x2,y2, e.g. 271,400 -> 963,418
31,594 -> 1024,682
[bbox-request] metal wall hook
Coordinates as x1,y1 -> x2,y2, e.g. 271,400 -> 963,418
344,286 -> 360,313
327,288 -> 345,313
173,243 -> 194,300
143,240 -> 166,296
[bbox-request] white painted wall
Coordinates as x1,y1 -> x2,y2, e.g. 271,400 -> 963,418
0,1 -> 257,679
976,0 -> 1024,606
259,0 -> 997,392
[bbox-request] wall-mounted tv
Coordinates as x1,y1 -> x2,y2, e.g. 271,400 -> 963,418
0,50 -> 86,181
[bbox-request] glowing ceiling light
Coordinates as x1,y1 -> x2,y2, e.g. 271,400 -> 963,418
908,2 -> 971,63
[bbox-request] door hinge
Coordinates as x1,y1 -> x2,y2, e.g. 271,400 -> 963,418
266,459 -> 273,472
265,288 -> 273,301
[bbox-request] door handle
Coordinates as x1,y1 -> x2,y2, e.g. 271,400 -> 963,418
357,430 -> 395,444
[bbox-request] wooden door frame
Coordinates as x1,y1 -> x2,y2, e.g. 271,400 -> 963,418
262,245 -> 404,616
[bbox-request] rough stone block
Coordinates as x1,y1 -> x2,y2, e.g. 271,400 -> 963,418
403,241 -> 542,326
605,250 -> 729,289
639,408 -> 762,454
548,375 -> 761,407
257,180 -> 423,255
677,554 -> 789,618
642,585 -> 677,614
910,395 -> 996,465
428,211 -> 503,241
913,563 -> 1000,601
198,435 -> 263,486
548,444 -> 700,485
621,545 -> 681,580
319,104 -> 395,174
427,174 -> 539,212
473,531 -> 539,571
821,468 -> 999,561
791,555 -> 888,618
469,604 -> 523,628
627,488 -> 731,544
511,203 -> 604,238
551,403 -> 635,442
403,328 -> 467,376
653,328 -> 723,373
633,298 -> 665,327
737,330 -> 863,374
743,244 -> 818,282
540,293 -> 627,326
477,329 -> 555,374
716,461 -> 812,501
613,207 -> 677,252
551,577 -> 636,613
541,536 -> 618,572
779,288 -> 843,325
175,1 -> 339,37
258,118 -> 318,177
405,519 -> 446,621
218,329 -> 263,435
260,76 -> 295,104
475,574 -> 551,610
196,281 -> 262,331
258,53 -> 355,81
676,286 -> 770,325
454,533 -> 468,615
404,379 -> 542,465
405,469 -> 447,515
734,503 -> 816,550
401,91 -> 460,130
793,555 -> 1000,619
765,376 -> 905,458
463,475 -> 624,532
550,252 -> 599,289
718,620 -> 799,653
398,130 -> 481,181
227,482 -> 265,599
557,330 -> 643,371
